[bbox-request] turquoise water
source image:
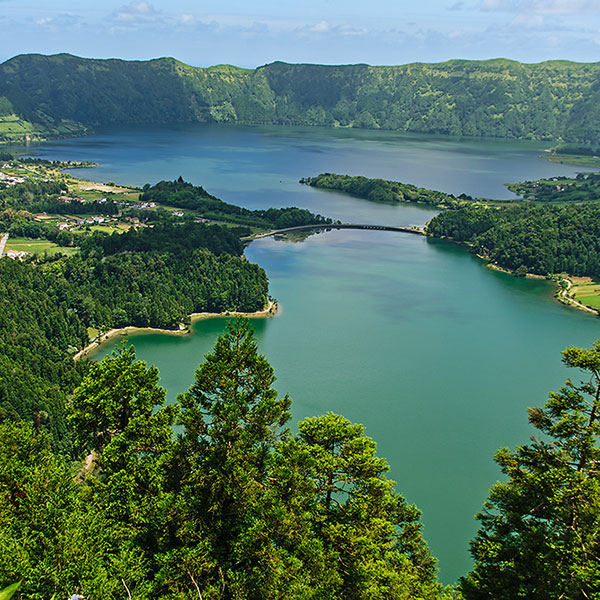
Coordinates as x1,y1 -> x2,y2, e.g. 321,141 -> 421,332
24,124 -> 600,583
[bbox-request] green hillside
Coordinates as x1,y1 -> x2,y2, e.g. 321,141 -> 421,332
1,53 -> 600,143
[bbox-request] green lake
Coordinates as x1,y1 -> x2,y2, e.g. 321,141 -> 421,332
25,124 -> 600,583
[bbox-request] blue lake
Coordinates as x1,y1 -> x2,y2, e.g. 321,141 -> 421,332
22,123 -> 600,583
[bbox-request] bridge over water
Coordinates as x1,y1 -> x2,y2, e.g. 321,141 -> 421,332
244,223 -> 426,240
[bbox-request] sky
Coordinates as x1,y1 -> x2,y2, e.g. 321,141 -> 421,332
1,0 -> 599,67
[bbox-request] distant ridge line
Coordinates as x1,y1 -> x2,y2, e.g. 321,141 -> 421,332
1,53 -> 599,144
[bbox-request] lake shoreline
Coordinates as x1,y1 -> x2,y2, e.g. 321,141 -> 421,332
73,299 -> 279,361
476,253 -> 600,316
554,277 -> 600,316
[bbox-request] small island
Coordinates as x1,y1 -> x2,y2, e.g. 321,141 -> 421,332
301,171 -> 600,315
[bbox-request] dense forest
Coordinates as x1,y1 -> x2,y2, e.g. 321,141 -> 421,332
0,322 -> 444,600
3,54 -> 600,143
82,221 -> 244,257
426,204 -> 600,277
0,221 -> 268,447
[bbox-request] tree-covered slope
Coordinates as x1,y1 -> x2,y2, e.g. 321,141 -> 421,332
0,221 -> 269,447
2,54 -> 600,142
0,54 -> 196,129
426,204 -> 600,277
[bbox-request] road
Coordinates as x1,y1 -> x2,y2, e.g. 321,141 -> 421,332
558,277 -> 599,315
243,223 -> 426,241
0,233 -> 8,258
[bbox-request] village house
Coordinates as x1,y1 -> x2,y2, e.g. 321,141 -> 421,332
0,172 -> 26,185
6,250 -> 32,260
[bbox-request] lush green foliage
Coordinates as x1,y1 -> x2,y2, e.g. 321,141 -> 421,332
82,221 -> 243,257
462,341 -> 600,599
0,178 -> 64,208
0,221 -> 268,440
0,258 -> 87,447
301,173 -> 462,207
140,178 -> 331,228
3,54 -> 600,142
427,204 -> 600,276
0,381 -> 170,599
64,249 -> 268,328
0,582 -> 20,600
0,322 -> 445,600
551,143 -> 600,157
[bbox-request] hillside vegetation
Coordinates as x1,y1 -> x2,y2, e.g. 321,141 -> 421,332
427,204 -> 600,277
2,54 -> 600,143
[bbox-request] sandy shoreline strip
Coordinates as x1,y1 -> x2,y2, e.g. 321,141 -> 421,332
73,300 -> 279,361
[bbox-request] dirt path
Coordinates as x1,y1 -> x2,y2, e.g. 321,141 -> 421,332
0,233 -> 8,258
558,277 -> 599,315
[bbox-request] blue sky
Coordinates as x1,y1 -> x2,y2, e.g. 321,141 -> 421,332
1,0 -> 599,66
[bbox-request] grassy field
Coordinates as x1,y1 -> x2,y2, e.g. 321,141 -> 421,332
570,278 -> 600,310
4,237 -> 78,256
545,153 -> 600,168
0,114 -> 36,134
87,327 -> 100,340
90,224 -> 129,234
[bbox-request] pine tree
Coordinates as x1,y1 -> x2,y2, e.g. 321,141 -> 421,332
277,412 -> 440,600
68,343 -> 177,574
463,341 -> 600,600
162,318 -> 293,599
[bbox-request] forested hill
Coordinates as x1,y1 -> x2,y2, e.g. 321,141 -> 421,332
2,53 -> 600,143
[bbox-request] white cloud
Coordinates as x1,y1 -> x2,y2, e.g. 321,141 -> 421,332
112,1 -> 159,25
480,0 -> 600,14
34,13 -> 84,31
178,14 -> 197,26
311,20 -> 330,33
296,20 -> 368,37
530,0 -> 599,14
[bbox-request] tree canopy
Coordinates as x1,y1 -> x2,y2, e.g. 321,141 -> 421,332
0,321 -> 446,600
462,341 -> 600,600
427,204 -> 600,277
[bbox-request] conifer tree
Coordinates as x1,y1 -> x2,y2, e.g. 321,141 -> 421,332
164,318 -> 293,599
281,413 -> 440,600
463,341 -> 600,600
68,343 -> 177,571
